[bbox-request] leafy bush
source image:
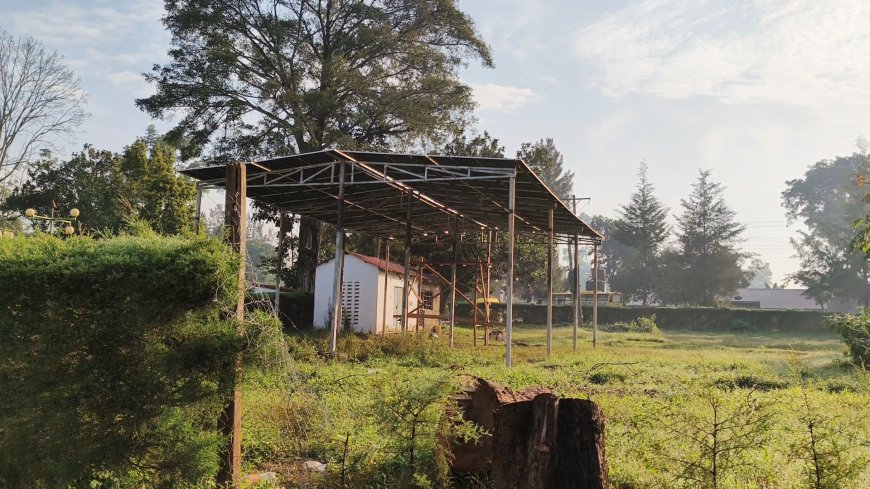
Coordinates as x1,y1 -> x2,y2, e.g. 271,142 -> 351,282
825,311 -> 870,368
0,234 -> 242,487
730,319 -> 754,332
600,315 -> 659,334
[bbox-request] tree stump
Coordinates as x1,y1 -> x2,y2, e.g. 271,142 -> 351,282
491,393 -> 609,489
449,377 -> 551,474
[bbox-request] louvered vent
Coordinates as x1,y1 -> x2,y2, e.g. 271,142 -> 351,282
342,281 -> 361,329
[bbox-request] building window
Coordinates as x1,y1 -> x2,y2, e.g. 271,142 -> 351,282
422,290 -> 434,311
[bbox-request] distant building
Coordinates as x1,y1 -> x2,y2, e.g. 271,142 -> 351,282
313,252 -> 442,334
730,288 -> 822,310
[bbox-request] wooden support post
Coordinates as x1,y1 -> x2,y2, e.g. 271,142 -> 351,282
449,224 -> 458,347
593,244 -> 599,348
547,207 -> 554,357
218,162 -> 246,488
329,161 -> 346,354
402,194 -> 412,333
505,176 -> 516,367
382,238 -> 390,336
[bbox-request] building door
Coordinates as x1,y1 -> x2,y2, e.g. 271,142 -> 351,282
393,286 -> 403,328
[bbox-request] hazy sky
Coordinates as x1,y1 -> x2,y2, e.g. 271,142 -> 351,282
5,0 -> 870,282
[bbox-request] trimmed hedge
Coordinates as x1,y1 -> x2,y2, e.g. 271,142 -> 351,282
453,303 -> 833,333
0,234 -> 242,487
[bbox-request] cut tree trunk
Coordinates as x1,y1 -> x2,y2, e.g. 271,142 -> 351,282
492,393 -> 609,489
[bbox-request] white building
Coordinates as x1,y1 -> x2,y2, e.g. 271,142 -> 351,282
313,252 -> 443,334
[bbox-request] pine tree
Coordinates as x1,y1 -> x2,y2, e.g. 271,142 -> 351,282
611,162 -> 669,304
516,138 -> 574,200
659,169 -> 748,305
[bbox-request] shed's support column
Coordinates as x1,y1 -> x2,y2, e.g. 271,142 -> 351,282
401,194 -> 412,333
485,229 -> 492,346
218,162 -> 246,488
274,212 -> 286,314
546,207 -> 554,357
593,243 -> 599,348
449,222 -> 459,347
382,238 -> 390,336
329,161 -> 347,354
194,184 -> 203,234
505,176 -> 516,367
572,233 -> 580,353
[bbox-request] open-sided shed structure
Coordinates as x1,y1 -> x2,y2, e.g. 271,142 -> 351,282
182,149 -> 603,366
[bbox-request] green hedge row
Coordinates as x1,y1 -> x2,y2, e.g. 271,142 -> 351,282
0,234 -> 241,487
453,303 -> 833,333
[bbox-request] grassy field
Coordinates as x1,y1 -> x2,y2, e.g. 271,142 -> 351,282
241,324 -> 869,488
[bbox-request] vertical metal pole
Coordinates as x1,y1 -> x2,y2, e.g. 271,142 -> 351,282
449,222 -> 458,347
547,207 -> 554,357
218,162 -> 246,488
274,212 -> 285,314
329,161 -> 346,354
473,269 -> 479,347
417,259 -> 424,332
505,176 -> 516,367
401,194 -> 412,333
194,185 -> 203,234
382,238 -> 390,336
485,229 -> 492,346
572,198 -> 579,353
593,243 -> 599,348
573,233 -> 580,353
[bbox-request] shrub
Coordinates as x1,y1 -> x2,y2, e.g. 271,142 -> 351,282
0,234 -> 242,487
730,319 -> 754,332
600,315 -> 659,334
825,311 -> 870,368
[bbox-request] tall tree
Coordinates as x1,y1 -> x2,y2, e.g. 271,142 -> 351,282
0,29 -> 87,183
783,151 -> 870,308
746,258 -> 773,289
3,133 -> 196,235
137,0 -> 493,291
610,162 -> 670,304
659,169 -> 747,305
516,138 -> 574,199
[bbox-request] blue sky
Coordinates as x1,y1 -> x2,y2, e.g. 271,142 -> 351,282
5,0 -> 870,282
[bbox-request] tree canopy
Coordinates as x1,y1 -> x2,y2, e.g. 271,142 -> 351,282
137,0 -> 493,160
0,29 -> 87,183
516,138 -> 574,200
610,162 -> 670,304
783,151 -> 870,308
659,169 -> 747,305
3,131 -> 196,235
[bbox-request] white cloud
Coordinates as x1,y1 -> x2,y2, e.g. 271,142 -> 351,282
471,83 -> 543,111
573,0 -> 870,108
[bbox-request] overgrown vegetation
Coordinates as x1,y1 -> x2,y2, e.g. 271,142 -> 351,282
825,310 -> 870,368
0,233 -> 244,487
235,324 -> 869,489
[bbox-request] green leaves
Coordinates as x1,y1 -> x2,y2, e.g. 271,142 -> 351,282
0,234 -> 240,487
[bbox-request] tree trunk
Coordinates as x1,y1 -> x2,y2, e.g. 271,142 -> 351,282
298,216 -> 320,292
492,394 -> 609,489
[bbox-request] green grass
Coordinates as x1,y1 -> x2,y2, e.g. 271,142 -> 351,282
241,325 -> 869,488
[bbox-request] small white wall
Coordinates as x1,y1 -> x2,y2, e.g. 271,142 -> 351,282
315,254 -> 443,334
313,255 -> 380,333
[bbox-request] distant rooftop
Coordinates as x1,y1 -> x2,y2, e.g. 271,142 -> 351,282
732,288 -> 821,310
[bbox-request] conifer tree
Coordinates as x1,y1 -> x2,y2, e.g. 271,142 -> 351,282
659,169 -> 748,305
611,162 -> 669,304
